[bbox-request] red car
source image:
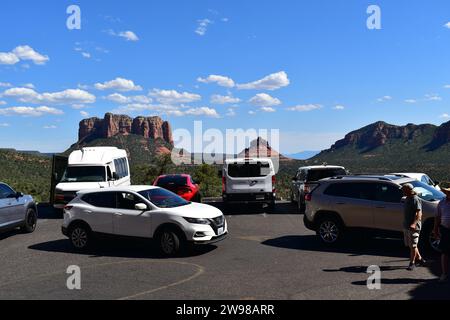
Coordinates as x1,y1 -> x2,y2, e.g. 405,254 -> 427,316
153,174 -> 201,202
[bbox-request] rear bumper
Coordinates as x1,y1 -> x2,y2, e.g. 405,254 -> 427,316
223,192 -> 275,204
303,215 -> 316,231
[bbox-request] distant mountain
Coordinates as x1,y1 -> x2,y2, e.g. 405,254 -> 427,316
310,120 -> 450,181
285,151 -> 320,160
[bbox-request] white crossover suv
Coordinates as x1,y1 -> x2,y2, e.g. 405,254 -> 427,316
62,186 -> 228,255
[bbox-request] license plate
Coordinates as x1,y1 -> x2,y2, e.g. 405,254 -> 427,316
217,227 -> 224,235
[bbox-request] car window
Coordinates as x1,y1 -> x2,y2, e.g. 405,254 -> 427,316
299,170 -> 306,181
227,162 -> 272,178
116,192 -> 142,210
61,166 -> 106,183
373,183 -> 403,203
324,182 -> 375,200
403,181 -> 445,202
139,188 -> 190,208
307,168 -> 346,182
82,192 -> 116,208
421,176 -> 428,184
156,175 -> 188,187
0,183 -> 15,199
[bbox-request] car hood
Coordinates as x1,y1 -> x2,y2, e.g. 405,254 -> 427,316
158,202 -> 223,219
55,182 -> 109,192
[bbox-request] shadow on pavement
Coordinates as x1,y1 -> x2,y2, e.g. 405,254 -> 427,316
37,203 -> 62,220
0,229 -> 22,241
408,259 -> 450,300
262,235 -> 409,258
29,237 -> 217,259
206,201 -> 299,216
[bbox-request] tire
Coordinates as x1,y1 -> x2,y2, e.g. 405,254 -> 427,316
419,220 -> 440,254
267,201 -> 276,213
157,228 -> 183,256
316,216 -> 344,245
21,208 -> 37,233
68,223 -> 91,250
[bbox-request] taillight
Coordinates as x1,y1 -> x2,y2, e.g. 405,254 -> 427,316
222,176 -> 226,193
272,175 -> 276,193
305,193 -> 312,202
177,187 -> 192,195
55,193 -> 64,202
64,205 -> 73,211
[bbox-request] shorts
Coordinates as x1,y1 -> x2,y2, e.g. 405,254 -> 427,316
438,226 -> 450,255
404,229 -> 420,249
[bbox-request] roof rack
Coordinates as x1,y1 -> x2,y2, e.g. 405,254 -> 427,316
328,175 -> 393,182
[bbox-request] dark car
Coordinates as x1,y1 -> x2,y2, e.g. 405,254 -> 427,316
153,174 -> 201,202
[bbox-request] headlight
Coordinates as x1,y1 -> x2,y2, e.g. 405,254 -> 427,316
184,217 -> 210,225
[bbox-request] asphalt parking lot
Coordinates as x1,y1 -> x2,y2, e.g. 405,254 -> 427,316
0,201 -> 449,300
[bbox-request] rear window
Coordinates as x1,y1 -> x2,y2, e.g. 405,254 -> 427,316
156,175 -> 188,187
227,162 -> 272,178
307,168 -> 346,182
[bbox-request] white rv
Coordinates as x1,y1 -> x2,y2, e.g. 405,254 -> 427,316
54,147 -> 131,209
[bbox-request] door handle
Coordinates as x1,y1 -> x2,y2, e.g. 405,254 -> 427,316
83,210 -> 93,214
114,212 -> 123,216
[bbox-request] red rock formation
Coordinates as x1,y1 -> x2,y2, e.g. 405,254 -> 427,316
78,113 -> 173,146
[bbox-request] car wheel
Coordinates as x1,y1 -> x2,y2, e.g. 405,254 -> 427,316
158,229 -> 182,256
21,208 -> 37,233
420,220 -> 440,254
69,224 -> 91,250
317,216 -> 343,245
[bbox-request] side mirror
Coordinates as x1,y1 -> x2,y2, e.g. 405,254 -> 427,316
135,203 -> 148,211
435,181 -> 440,186
16,192 -> 24,198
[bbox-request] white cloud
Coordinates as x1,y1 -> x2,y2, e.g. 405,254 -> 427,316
249,93 -> 281,107
444,22 -> 450,29
226,108 -> 236,117
23,83 -> 35,89
81,52 -> 91,59
95,78 -> 142,91
0,52 -> 20,65
198,75 -> 235,88
333,105 -> 345,110
440,113 -> 450,119
237,71 -> 290,91
0,101 -> 6,105
404,99 -> 417,104
248,110 -> 256,115
106,93 -> 152,104
260,106 -> 276,113
0,106 -> 63,117
72,104 -> 87,109
425,93 -> 442,101
444,84 -> 450,89
43,125 -> 57,129
149,89 -> 201,104
210,94 -> 240,104
287,104 -> 322,112
222,18 -> 229,22
183,107 -> 219,118
3,87 -> 96,104
80,111 -> 89,117
0,45 -> 50,65
107,30 -> 140,42
0,123 -> 10,127
195,19 -> 213,36
118,31 -> 139,42
112,103 -> 218,118
0,82 -> 11,87
377,95 -> 393,102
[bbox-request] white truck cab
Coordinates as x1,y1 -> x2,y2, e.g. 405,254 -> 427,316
221,158 -> 276,210
54,147 -> 130,209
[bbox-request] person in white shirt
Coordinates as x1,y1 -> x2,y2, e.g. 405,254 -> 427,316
434,187 -> 450,283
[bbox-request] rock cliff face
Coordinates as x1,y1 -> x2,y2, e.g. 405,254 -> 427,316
78,113 -> 173,146
331,121 -> 436,151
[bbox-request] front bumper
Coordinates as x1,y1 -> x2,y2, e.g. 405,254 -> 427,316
303,215 -> 316,231
193,232 -> 228,245
62,226 -> 68,236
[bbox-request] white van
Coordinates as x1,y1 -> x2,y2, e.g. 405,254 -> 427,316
222,158 -> 276,210
54,147 -> 131,209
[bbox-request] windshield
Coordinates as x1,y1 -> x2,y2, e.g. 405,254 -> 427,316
61,166 -> 106,183
139,188 -> 190,208
308,168 -> 346,181
227,162 -> 272,178
402,180 -> 445,202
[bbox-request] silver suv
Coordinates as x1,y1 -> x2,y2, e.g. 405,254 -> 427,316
0,182 -> 38,234
303,175 -> 443,251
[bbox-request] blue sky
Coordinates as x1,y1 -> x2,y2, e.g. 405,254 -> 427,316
0,0 -> 450,153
